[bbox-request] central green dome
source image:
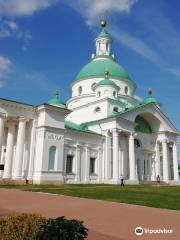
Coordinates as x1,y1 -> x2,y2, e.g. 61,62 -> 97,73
74,58 -> 136,89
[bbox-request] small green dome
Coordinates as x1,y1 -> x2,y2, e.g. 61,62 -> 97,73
95,77 -> 119,90
74,58 -> 136,88
142,96 -> 160,106
97,28 -> 111,38
48,95 -> 65,106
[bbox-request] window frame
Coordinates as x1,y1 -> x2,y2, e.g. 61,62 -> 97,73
89,157 -> 96,175
66,155 -> 74,174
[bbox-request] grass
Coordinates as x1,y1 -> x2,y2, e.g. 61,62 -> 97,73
0,183 -> 180,211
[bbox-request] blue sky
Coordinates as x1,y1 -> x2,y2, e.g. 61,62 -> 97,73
0,0 -> 180,138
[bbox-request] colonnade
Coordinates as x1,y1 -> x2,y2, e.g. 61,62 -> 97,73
155,140 -> 179,181
105,129 -> 137,183
105,128 -> 179,183
0,113 -> 35,181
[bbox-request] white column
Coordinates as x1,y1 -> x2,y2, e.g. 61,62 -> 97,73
85,146 -> 90,182
155,141 -> 160,178
105,130 -> 112,179
27,120 -> 36,181
0,113 -> 5,162
3,121 -> 15,179
172,142 -> 179,181
162,139 -> 169,181
13,117 -> 27,179
98,147 -> 103,183
112,129 -> 119,181
151,157 -> 156,181
75,145 -> 81,182
129,133 -> 136,181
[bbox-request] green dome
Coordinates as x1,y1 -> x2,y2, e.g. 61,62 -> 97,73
142,96 -> 160,106
74,58 -> 136,89
95,77 -> 119,90
48,95 -> 65,106
97,28 -> 111,38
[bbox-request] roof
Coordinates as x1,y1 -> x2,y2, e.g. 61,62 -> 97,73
95,77 -> 119,90
142,95 -> 161,106
48,95 -> 65,106
97,28 -> 111,38
73,58 -> 136,89
82,101 -> 179,134
0,97 -> 34,107
65,121 -> 101,136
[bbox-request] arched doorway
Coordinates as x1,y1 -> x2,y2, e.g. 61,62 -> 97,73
134,115 -> 155,182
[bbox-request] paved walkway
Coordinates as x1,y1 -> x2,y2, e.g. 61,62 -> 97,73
0,189 -> 180,240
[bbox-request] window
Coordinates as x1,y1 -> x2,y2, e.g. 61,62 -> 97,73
66,155 -> 73,174
78,86 -> 82,95
106,42 -> 108,51
113,91 -> 117,97
97,91 -> 101,97
124,86 -> 128,95
95,107 -> 101,112
48,146 -> 56,170
134,139 -> 141,148
113,107 -> 119,113
91,83 -> 96,90
90,157 -> 96,174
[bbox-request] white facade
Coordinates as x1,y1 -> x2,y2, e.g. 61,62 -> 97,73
0,22 -> 179,185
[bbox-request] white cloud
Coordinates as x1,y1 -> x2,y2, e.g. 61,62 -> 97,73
64,0 -> 138,26
0,0 -> 56,17
167,67 -> 180,79
0,56 -> 12,87
0,56 -> 11,72
0,19 -> 32,50
110,25 -> 164,66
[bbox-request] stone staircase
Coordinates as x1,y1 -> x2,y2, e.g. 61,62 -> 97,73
139,180 -> 169,185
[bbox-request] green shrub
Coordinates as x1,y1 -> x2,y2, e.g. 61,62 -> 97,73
35,216 -> 88,240
0,213 -> 45,240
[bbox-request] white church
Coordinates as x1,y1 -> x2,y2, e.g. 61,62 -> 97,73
0,20 -> 179,185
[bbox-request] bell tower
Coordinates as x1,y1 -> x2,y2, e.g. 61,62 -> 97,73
95,19 -> 112,57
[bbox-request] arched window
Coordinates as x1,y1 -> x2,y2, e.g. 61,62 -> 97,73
48,146 -> 56,170
113,107 -> 119,113
78,86 -> 82,95
95,107 -> 101,113
124,86 -> 128,95
135,116 -> 152,134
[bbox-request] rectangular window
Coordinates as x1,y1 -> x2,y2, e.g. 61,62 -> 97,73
90,157 -> 96,175
66,155 -> 73,174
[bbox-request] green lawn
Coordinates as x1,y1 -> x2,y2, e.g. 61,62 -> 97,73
0,183 -> 180,211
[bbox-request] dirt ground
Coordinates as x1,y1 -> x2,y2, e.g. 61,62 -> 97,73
0,188 -> 180,240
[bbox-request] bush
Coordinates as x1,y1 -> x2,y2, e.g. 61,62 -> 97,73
35,216 -> 88,240
0,213 -> 45,240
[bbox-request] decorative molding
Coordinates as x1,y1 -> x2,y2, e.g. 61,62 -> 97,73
46,132 -> 64,141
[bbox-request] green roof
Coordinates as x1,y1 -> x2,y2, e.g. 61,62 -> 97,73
97,28 -> 111,38
141,96 -> 160,106
48,95 -> 65,106
95,78 -> 119,89
74,58 -> 136,89
65,121 -> 100,135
